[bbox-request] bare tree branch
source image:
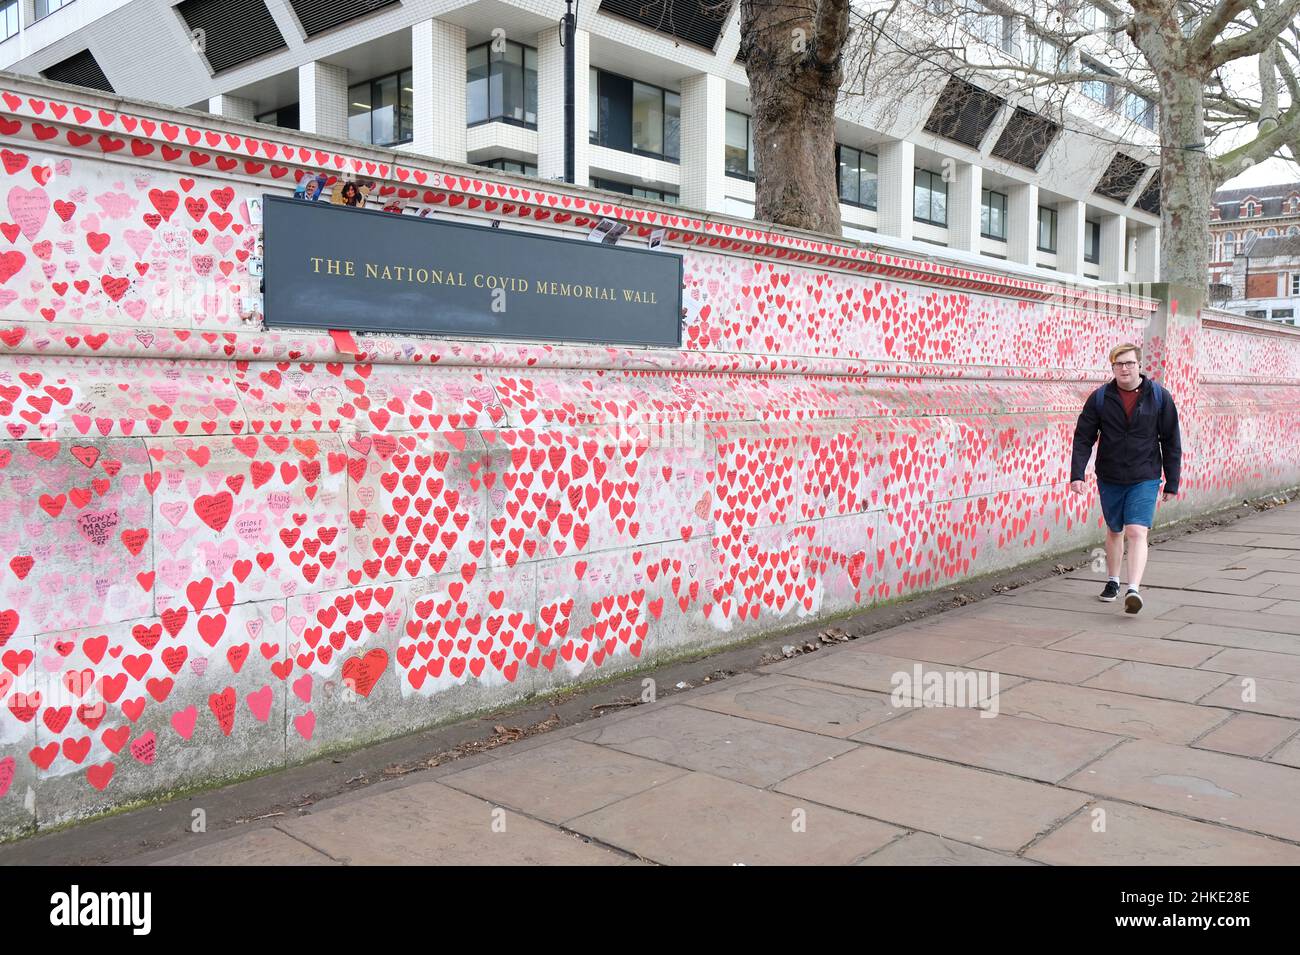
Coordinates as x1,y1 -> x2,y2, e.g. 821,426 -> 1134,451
1212,100 -> 1300,180
1209,0 -> 1300,68
1188,0 -> 1254,61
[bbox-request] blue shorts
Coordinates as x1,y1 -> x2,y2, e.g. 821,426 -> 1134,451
1097,479 -> 1161,533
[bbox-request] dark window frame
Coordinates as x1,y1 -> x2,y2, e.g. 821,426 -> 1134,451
34,0 -> 74,21
256,103 -> 299,130
1123,90 -> 1156,130
980,188 -> 1007,240
589,68 -> 680,164
1080,56 -> 1117,109
466,40 -> 539,130
913,167 -> 948,227
1037,205 -> 1058,252
1084,219 -> 1101,263
591,176 -> 679,204
348,67 -> 414,148
836,144 -> 879,210
2,0 -> 19,41
725,109 -> 755,181
477,158 -> 539,177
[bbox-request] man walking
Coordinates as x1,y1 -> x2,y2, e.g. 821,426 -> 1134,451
1070,343 -> 1182,614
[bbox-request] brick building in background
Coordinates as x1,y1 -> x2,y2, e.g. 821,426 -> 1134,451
1209,181 -> 1300,325
1222,235 -> 1300,327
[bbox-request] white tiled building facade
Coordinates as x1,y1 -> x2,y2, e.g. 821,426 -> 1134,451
0,0 -> 1164,284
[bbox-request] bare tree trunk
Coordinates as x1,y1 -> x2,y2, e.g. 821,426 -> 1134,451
1129,4 -> 1213,307
1158,72 -> 1213,309
740,0 -> 850,235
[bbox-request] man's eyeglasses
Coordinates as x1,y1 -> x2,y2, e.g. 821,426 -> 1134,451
1112,361 -> 1138,369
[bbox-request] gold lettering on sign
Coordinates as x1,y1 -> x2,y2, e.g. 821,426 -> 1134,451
311,257 -> 356,276
312,256 -> 657,304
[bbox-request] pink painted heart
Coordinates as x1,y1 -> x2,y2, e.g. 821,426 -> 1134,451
245,684 -> 272,721
293,710 -> 315,741
170,705 -> 197,739
123,228 -> 154,258
160,501 -> 188,528
129,731 -> 156,764
6,186 -> 49,240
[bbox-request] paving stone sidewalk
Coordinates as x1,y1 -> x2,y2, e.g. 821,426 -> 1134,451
127,504 -> 1300,864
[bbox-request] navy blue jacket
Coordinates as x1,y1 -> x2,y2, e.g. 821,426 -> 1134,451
1070,374 -> 1182,494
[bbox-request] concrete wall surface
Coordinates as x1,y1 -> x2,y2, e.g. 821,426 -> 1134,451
1,76 -> 1298,837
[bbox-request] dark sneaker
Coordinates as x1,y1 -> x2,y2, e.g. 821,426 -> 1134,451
1125,589 -> 1143,614
1099,580 -> 1120,602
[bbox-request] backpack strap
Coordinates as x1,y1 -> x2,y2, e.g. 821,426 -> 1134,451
1149,380 -> 1165,418
1093,383 -> 1108,418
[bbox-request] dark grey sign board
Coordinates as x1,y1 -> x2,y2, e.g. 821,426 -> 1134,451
261,195 -> 683,347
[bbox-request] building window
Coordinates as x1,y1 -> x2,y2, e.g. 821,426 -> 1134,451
34,0 -> 72,20
1037,205 -> 1057,252
1081,57 -> 1115,107
1084,219 -> 1100,263
589,69 -> 680,162
348,69 -> 413,147
1288,225 -> 1300,236
467,42 -> 538,128
725,110 -> 754,179
591,177 -> 678,204
1245,309 -> 1268,318
2,0 -> 18,40
1000,12 -> 1017,54
980,188 -> 1007,239
961,1 -> 1012,53
256,103 -> 299,130
838,145 -> 878,209
1224,231 -> 1235,254
1292,273 -> 1300,295
1123,92 -> 1156,130
1027,33 -> 1064,72
1274,309 -> 1295,319
913,168 -> 948,226
477,158 -> 538,177
1242,199 -> 1259,217
1077,2 -> 1115,31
